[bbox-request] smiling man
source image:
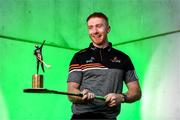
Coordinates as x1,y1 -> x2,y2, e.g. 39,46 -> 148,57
87,15 -> 110,48
67,12 -> 141,120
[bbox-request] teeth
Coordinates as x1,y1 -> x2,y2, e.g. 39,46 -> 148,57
94,34 -> 101,38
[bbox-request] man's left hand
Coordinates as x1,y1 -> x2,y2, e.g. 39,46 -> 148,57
105,93 -> 124,107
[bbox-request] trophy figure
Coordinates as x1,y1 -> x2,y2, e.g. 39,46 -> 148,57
32,40 -> 51,89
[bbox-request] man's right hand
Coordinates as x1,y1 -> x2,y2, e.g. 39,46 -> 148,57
68,82 -> 95,103
81,89 -> 95,101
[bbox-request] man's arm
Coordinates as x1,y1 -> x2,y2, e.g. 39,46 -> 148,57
105,80 -> 141,107
123,80 -> 141,103
67,82 -> 82,103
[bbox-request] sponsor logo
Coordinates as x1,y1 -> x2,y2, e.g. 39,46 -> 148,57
111,57 -> 121,63
86,57 -> 95,63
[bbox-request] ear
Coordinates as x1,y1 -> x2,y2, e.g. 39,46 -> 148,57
107,26 -> 110,33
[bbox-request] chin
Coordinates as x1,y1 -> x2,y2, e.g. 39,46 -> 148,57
93,40 -> 104,45
94,42 -> 103,46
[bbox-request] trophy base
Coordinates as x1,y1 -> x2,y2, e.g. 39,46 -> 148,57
32,74 -> 43,88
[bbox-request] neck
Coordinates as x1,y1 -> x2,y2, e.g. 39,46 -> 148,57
93,40 -> 109,49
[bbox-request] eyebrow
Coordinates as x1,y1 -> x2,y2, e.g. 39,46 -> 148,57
88,23 -> 103,27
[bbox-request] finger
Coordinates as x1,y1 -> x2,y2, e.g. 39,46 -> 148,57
105,95 -> 113,103
87,93 -> 92,99
108,102 -> 116,107
108,100 -> 116,107
105,94 -> 114,103
81,89 -> 88,95
82,94 -> 88,100
87,93 -> 94,100
89,93 -> 95,99
92,93 -> 95,99
81,90 -> 94,100
105,96 -> 110,102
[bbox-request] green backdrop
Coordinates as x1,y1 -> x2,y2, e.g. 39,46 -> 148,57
1,0 -> 180,120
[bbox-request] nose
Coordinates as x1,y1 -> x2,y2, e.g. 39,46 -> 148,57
91,27 -> 98,34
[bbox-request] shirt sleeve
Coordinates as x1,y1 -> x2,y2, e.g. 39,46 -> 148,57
67,53 -> 83,84
124,56 -> 139,83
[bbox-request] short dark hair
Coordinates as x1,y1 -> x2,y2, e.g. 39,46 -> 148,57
86,12 -> 109,24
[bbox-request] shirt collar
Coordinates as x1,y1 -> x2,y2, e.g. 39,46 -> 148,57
89,42 -> 112,52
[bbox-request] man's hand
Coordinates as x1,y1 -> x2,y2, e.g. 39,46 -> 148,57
105,93 -> 124,107
81,89 -> 95,101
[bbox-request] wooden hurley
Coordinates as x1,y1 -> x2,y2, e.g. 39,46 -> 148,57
23,88 -> 105,100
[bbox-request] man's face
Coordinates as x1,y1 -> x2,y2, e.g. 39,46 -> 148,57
87,17 -> 110,46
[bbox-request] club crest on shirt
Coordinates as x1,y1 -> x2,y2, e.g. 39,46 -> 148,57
111,57 -> 121,63
86,57 -> 95,63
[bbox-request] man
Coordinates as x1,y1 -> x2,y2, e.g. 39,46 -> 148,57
67,12 -> 141,120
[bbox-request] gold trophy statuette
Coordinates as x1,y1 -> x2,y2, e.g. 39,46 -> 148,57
32,40 -> 51,89
32,74 -> 43,88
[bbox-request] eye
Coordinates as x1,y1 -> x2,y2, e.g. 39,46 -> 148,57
88,26 -> 93,30
96,24 -> 102,28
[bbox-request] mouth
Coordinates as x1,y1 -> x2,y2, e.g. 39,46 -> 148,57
92,34 -> 102,39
